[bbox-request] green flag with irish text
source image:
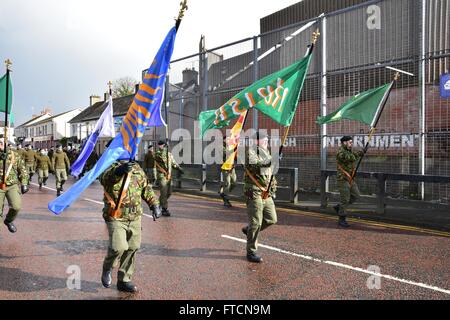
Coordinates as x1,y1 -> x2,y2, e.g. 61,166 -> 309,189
199,53 -> 312,137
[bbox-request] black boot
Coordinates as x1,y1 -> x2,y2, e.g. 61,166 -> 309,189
60,181 -> 65,192
220,193 -> 232,208
241,226 -> 248,236
117,281 -> 138,293
246,252 -> 263,263
57,188 -> 61,196
338,216 -> 350,228
162,208 -> 171,217
4,220 -> 17,233
101,268 -> 112,288
43,178 -> 48,186
39,183 -> 42,190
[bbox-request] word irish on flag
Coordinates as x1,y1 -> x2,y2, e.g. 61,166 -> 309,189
198,53 -> 313,137
316,82 -> 394,126
48,26 -> 178,215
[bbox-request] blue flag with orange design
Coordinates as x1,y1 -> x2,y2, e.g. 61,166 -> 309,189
48,27 -> 177,215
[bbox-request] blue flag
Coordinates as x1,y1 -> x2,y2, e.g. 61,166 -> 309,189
48,26 -> 177,215
70,96 -> 115,177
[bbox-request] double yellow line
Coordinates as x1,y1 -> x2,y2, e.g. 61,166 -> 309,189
175,192 -> 450,238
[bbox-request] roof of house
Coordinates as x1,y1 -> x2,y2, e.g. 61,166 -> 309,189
69,95 -> 134,124
32,108 -> 83,126
15,113 -> 51,129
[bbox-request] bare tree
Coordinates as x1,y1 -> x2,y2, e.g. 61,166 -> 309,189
112,77 -> 138,98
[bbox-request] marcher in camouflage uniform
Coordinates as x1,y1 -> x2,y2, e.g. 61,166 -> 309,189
241,132 -> 277,263
333,136 -> 364,228
219,136 -> 237,208
80,150 -> 99,178
100,160 -> 161,293
36,149 -> 53,190
0,137 -> 29,233
52,145 -> 70,196
154,140 -> 183,217
143,144 -> 156,185
23,145 -> 36,182
16,144 -> 26,159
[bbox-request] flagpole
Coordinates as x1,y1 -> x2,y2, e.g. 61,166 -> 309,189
350,72 -> 400,183
1,59 -> 12,191
262,30 -> 320,199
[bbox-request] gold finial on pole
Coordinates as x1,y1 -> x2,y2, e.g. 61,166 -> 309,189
4,59 -> 12,71
177,0 -> 188,22
394,72 -> 401,81
312,29 -> 321,44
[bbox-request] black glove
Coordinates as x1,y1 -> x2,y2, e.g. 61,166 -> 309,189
21,184 -> 29,194
115,162 -> 134,176
0,152 -> 7,161
150,205 -> 162,221
178,168 -> 185,175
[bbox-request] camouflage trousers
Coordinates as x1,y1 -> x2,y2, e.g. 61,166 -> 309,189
103,217 -> 141,283
337,179 -> 361,217
38,169 -> 49,185
0,184 -> 22,223
246,193 -> 277,254
157,174 -> 172,209
26,163 -> 35,175
55,169 -> 67,189
219,168 -> 237,197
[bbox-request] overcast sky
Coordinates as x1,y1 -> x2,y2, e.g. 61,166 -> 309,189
0,0 -> 301,126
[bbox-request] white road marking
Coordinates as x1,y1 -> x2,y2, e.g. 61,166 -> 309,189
222,234 -> 450,296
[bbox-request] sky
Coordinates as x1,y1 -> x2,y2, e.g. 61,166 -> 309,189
0,0 -> 302,126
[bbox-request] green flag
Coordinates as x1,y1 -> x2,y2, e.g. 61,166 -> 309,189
316,82 -> 393,127
199,53 -> 313,137
0,73 -> 12,114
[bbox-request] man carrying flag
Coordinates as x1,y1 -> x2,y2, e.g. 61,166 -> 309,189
333,136 -> 364,228
219,135 -> 237,208
317,74 -> 399,227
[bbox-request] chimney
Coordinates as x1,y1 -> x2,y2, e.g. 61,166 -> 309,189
182,68 -> 198,87
89,95 -> 101,106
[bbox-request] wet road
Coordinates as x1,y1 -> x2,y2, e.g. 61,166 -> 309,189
0,176 -> 449,300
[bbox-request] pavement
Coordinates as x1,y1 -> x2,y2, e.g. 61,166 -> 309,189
176,180 -> 450,233
0,175 -> 449,300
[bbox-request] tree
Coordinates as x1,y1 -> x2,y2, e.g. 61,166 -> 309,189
112,77 -> 138,98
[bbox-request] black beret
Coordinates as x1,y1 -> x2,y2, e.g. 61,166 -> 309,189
341,136 -> 353,143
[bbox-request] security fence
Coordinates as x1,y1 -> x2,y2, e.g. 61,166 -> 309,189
152,0 -> 450,204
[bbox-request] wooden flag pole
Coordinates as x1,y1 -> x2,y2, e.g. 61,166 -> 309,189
1,59 -> 12,191
350,72 -> 400,184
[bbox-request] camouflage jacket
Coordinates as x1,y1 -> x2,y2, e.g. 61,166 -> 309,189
336,145 -> 364,181
100,161 -> 159,221
154,148 -> 180,177
52,150 -> 70,170
244,146 -> 277,197
143,151 -> 155,170
0,150 -> 28,186
36,154 -> 53,171
24,149 -> 36,164
17,149 -> 26,159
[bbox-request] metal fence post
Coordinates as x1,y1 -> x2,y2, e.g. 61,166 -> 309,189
201,163 -> 207,192
419,0 -> 426,200
320,171 -> 328,208
376,173 -> 386,214
291,168 -> 299,204
320,16 -> 329,198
